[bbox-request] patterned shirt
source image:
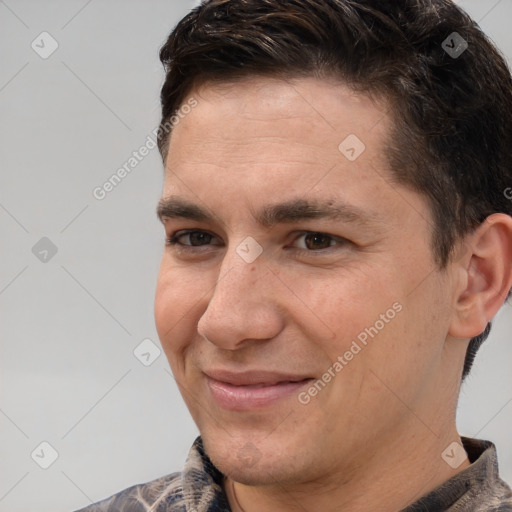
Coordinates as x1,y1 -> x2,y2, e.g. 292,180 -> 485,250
74,436 -> 512,512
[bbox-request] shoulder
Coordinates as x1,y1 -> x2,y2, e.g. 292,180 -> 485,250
72,436 -> 229,512
488,502 -> 512,512
472,474 -> 512,512
487,490 -> 512,512
73,472 -> 186,512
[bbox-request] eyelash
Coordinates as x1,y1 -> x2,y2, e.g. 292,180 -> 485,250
165,230 -> 349,255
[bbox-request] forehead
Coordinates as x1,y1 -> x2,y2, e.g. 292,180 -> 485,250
162,76 -> 405,224
166,76 -> 390,175
179,75 -> 389,138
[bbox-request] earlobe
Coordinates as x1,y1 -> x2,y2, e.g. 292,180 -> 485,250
449,213 -> 512,340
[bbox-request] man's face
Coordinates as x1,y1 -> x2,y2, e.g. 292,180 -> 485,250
155,77 -> 458,485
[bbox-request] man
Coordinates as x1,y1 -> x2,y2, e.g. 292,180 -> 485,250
76,0 -> 512,510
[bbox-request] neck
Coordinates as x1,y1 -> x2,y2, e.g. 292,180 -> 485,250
224,424 -> 470,512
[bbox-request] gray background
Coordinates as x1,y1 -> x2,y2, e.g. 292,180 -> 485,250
0,1 -> 510,511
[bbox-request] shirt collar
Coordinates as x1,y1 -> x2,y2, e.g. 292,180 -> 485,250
402,436 -> 505,511
181,436 -> 230,512
181,436 -> 505,512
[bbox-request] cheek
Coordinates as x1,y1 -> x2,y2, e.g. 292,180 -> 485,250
154,260 -> 207,358
281,263 -> 401,357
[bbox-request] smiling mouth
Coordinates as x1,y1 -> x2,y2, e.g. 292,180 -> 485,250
204,371 -> 314,410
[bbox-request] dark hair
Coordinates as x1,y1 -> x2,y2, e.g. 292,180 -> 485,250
157,0 -> 512,380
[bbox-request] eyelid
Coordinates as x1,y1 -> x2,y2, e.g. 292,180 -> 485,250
166,229 -> 349,253
166,229 -> 223,246
290,230 -> 347,248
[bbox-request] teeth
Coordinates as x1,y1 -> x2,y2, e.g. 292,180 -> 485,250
229,379 -> 308,387
251,380 -> 300,387
234,382 -> 278,387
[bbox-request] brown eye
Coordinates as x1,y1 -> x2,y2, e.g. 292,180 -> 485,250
293,232 -> 337,251
166,230 -> 221,247
302,233 -> 334,250
186,231 -> 214,246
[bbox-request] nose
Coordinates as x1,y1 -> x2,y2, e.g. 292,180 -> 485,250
197,246 -> 285,351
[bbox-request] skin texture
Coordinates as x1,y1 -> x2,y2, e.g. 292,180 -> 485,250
154,76 -> 512,512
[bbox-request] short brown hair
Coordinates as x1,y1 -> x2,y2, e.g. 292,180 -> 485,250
157,0 -> 512,380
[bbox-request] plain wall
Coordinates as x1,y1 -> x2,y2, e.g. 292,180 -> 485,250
0,1 -> 510,510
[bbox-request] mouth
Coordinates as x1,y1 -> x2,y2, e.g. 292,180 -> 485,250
204,370 -> 314,411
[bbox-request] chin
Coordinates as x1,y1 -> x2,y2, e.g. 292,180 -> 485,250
201,428 -> 308,486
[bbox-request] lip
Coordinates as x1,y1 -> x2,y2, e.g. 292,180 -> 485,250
204,370 -> 313,411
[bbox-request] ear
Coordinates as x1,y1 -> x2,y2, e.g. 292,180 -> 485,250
449,213 -> 512,339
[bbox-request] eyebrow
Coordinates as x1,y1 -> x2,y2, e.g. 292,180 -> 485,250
157,196 -> 381,229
